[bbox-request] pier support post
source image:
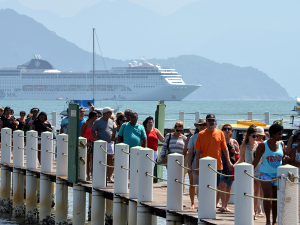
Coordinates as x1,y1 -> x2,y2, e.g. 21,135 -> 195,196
195,111 -> 200,123
106,199 -> 113,224
265,111 -> 270,125
55,134 -> 69,224
52,111 -> 57,129
73,185 -> 86,225
39,131 -> 54,223
166,153 -> 184,225
128,147 -> 140,225
26,131 -> 38,223
277,165 -> 298,225
248,111 -> 253,121
91,140 -> 107,225
179,111 -> 185,126
78,137 -> 87,182
113,143 -> 129,225
198,157 -> 217,224
137,148 -> 154,225
13,130 -> 25,217
234,163 -> 254,225
0,128 -> 12,213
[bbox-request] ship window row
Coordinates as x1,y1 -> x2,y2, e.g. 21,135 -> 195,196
133,86 -> 155,88
22,85 -> 132,92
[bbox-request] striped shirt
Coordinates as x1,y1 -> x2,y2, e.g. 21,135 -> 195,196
160,134 -> 187,155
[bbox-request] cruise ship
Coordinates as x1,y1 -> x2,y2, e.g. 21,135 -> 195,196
0,56 -> 200,101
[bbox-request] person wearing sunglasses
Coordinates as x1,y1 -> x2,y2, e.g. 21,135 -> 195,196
217,124 -> 239,213
288,130 -> 300,181
17,111 -> 26,130
112,114 -> 126,144
24,108 -> 40,130
252,123 -> 290,225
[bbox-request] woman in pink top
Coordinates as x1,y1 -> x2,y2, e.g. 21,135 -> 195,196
80,111 -> 97,181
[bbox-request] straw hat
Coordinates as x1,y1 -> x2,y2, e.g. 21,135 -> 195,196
256,126 -> 265,136
194,118 -> 206,127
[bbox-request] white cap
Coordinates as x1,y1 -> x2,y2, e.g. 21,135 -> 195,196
102,107 -> 113,114
256,126 -> 265,136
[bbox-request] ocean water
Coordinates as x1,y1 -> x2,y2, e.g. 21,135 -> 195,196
0,99 -> 299,224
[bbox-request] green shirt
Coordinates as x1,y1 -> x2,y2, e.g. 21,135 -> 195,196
118,122 -> 147,149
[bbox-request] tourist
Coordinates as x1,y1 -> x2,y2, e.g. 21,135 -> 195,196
116,111 -> 124,119
88,101 -> 95,113
10,109 -> 15,116
95,110 -> 102,118
187,118 -> 207,210
0,107 -> 4,119
218,124 -> 239,212
112,114 -> 126,144
252,123 -> 290,225
80,111 -> 98,181
142,116 -> 165,162
0,106 -> 18,131
288,130 -> 300,180
17,111 -> 26,130
32,112 -> 52,163
67,107 -> 86,136
92,107 -> 116,183
60,109 -> 69,134
111,112 -> 115,122
124,109 -> 133,122
194,114 -> 233,207
24,108 -> 40,130
286,129 -> 300,156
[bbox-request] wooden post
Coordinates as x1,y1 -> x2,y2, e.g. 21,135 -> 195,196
154,100 -> 165,183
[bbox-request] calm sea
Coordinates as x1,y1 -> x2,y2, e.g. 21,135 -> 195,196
0,99 -> 298,224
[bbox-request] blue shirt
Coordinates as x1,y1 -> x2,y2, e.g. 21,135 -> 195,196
60,116 -> 69,134
118,122 -> 147,149
79,118 -> 86,137
260,141 -> 283,175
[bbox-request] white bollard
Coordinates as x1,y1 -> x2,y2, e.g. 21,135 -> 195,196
52,111 -> 57,129
234,162 -> 254,225
26,130 -> 38,222
41,132 -> 53,173
113,143 -> 129,225
277,165 -> 299,225
265,111 -> 270,125
91,140 -> 107,225
179,111 -> 184,127
248,111 -> 253,121
39,174 -> 52,223
55,134 -> 69,224
73,185 -> 86,225
12,130 -> 25,217
137,148 -> 154,225
166,153 -> 184,225
195,111 -> 200,123
128,147 -> 140,225
0,128 -> 12,213
198,157 -> 217,224
78,137 -> 87,182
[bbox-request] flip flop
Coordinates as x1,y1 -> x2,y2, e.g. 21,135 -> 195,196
257,213 -> 265,217
189,206 -> 195,210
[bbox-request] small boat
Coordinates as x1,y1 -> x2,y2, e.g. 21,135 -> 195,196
292,97 -> 300,114
56,97 -> 63,100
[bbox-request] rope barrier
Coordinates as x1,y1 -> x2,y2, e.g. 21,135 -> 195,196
175,160 -> 199,171
18,134 -> 25,137
285,176 -> 300,184
244,170 -> 277,182
46,150 -> 57,155
62,153 -> 68,157
6,132 -> 12,136
99,161 -> 114,168
6,144 -> 13,147
121,166 -> 130,171
79,157 -> 86,165
31,135 -> 41,139
207,185 -> 234,195
145,172 -> 167,181
208,164 -> 234,177
47,137 -> 55,141
31,148 -> 41,152
244,193 -> 277,201
100,145 -> 113,155
146,154 -> 159,164
175,179 -> 198,187
121,149 -> 130,155
18,147 -> 26,150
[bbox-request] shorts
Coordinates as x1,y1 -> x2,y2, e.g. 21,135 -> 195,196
192,171 -> 199,185
217,170 -> 222,187
107,142 -> 114,154
220,170 -> 233,187
259,172 -> 278,186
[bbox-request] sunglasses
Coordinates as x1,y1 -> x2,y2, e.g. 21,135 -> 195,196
80,111 -> 85,113
252,135 -> 258,138
199,124 -> 207,127
207,119 -> 215,122
122,120 -> 126,122
176,129 -> 183,133
223,128 -> 232,131
20,114 -> 25,116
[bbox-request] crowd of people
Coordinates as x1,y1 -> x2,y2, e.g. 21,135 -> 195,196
1,105 -> 300,224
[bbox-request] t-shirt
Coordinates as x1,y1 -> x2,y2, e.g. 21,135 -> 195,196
194,129 -> 227,170
60,116 -> 69,134
91,117 -> 115,143
160,134 -> 187,155
33,120 -> 52,136
78,118 -> 86,137
188,133 -> 199,168
118,122 -> 147,149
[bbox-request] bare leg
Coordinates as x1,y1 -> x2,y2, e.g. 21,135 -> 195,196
218,182 -> 226,210
86,152 -> 91,180
224,186 -> 232,211
254,180 -> 260,213
216,186 -> 221,207
188,171 -> 195,209
107,154 -> 114,182
261,182 -> 273,225
272,186 -> 277,225
38,143 -> 41,164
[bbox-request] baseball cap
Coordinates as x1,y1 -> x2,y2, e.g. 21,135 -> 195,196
102,107 -> 113,114
256,126 -> 265,136
206,114 -> 216,120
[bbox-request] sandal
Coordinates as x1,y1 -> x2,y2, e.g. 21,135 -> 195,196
257,213 -> 265,217
189,206 -> 195,210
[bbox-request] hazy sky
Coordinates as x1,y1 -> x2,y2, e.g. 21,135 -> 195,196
1,0 -> 200,17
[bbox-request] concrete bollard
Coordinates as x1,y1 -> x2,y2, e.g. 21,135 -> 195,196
0,128 -> 12,213
198,157 -> 217,224
265,111 -> 270,125
26,130 -> 38,223
52,111 -> 57,129
277,165 -> 299,225
40,131 -> 54,222
128,147 -> 140,225
179,111 -> 184,126
91,140 -> 107,225
234,162 -> 254,225
195,111 -> 200,123
73,185 -> 86,225
248,111 -> 253,121
166,153 -> 184,225
55,134 -> 69,224
78,137 -> 87,182
12,130 -> 25,217
113,143 -> 129,225
137,148 -> 154,225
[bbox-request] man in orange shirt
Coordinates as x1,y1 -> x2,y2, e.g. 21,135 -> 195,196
195,114 -> 233,188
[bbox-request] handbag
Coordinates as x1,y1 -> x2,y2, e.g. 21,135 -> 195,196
157,133 -> 171,165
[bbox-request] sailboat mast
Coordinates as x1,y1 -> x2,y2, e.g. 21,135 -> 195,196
93,28 -> 95,101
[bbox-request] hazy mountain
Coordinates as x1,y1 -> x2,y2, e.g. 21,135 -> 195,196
0,9 -> 291,100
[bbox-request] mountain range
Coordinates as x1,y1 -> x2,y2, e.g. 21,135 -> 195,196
0,9 -> 291,100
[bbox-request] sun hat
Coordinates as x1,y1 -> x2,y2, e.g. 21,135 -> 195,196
256,126 -> 265,136
194,118 -> 206,127
102,107 -> 113,114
